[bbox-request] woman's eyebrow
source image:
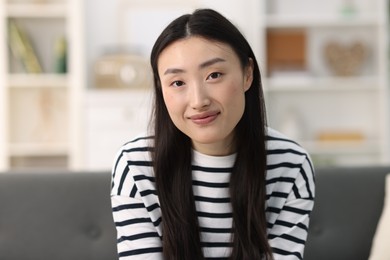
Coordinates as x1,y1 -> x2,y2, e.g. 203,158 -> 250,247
164,68 -> 185,75
163,57 -> 226,75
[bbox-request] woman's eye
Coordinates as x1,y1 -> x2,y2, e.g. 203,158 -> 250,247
207,72 -> 222,80
171,80 -> 185,87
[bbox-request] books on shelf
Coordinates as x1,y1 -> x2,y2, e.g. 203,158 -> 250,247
8,19 -> 42,73
54,36 -> 67,74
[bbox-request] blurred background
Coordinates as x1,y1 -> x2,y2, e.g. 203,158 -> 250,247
0,0 -> 389,171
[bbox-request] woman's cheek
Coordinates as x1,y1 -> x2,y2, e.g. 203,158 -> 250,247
163,92 -> 183,116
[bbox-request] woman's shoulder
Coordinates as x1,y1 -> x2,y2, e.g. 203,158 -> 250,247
112,132 -> 154,173
111,133 -> 155,196
266,127 -> 308,155
117,133 -> 154,156
265,127 -> 315,197
266,127 -> 313,173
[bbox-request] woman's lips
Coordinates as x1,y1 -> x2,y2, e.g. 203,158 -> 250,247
189,111 -> 220,125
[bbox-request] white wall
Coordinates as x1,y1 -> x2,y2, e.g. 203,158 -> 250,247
84,0 -> 121,89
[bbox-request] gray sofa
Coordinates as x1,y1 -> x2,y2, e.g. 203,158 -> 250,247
0,171 -> 118,260
0,166 -> 388,260
304,166 -> 390,260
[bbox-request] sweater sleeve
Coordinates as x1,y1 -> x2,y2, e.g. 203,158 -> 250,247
268,156 -> 315,260
111,146 -> 163,260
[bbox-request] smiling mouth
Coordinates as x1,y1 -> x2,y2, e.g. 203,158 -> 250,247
189,112 -> 220,125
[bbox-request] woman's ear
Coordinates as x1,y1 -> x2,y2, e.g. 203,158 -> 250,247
244,58 -> 254,92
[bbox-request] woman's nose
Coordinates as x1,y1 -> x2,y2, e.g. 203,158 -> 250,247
189,82 -> 211,109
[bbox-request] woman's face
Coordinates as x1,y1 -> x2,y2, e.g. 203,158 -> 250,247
157,36 -> 253,156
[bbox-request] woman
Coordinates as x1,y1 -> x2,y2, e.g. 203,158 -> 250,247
111,8 -> 315,260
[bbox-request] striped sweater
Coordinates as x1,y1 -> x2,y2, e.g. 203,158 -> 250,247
111,128 -> 315,259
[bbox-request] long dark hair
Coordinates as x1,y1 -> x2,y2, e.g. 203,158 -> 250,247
150,8 -> 272,260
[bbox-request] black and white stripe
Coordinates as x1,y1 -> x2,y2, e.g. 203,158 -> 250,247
111,128 -> 315,260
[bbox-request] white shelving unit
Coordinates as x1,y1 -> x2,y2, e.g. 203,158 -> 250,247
0,0 -> 85,171
256,0 -> 390,166
84,89 -> 152,171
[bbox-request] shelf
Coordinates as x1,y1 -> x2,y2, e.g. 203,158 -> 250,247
8,73 -> 68,88
9,143 -> 68,156
265,14 -> 382,28
264,76 -> 380,92
300,140 -> 381,155
6,3 -> 67,17
0,0 -> 84,171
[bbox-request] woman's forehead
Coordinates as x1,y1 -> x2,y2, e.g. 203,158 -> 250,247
157,36 -> 238,71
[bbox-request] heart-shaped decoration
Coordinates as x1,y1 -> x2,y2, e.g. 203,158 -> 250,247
324,41 -> 366,76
